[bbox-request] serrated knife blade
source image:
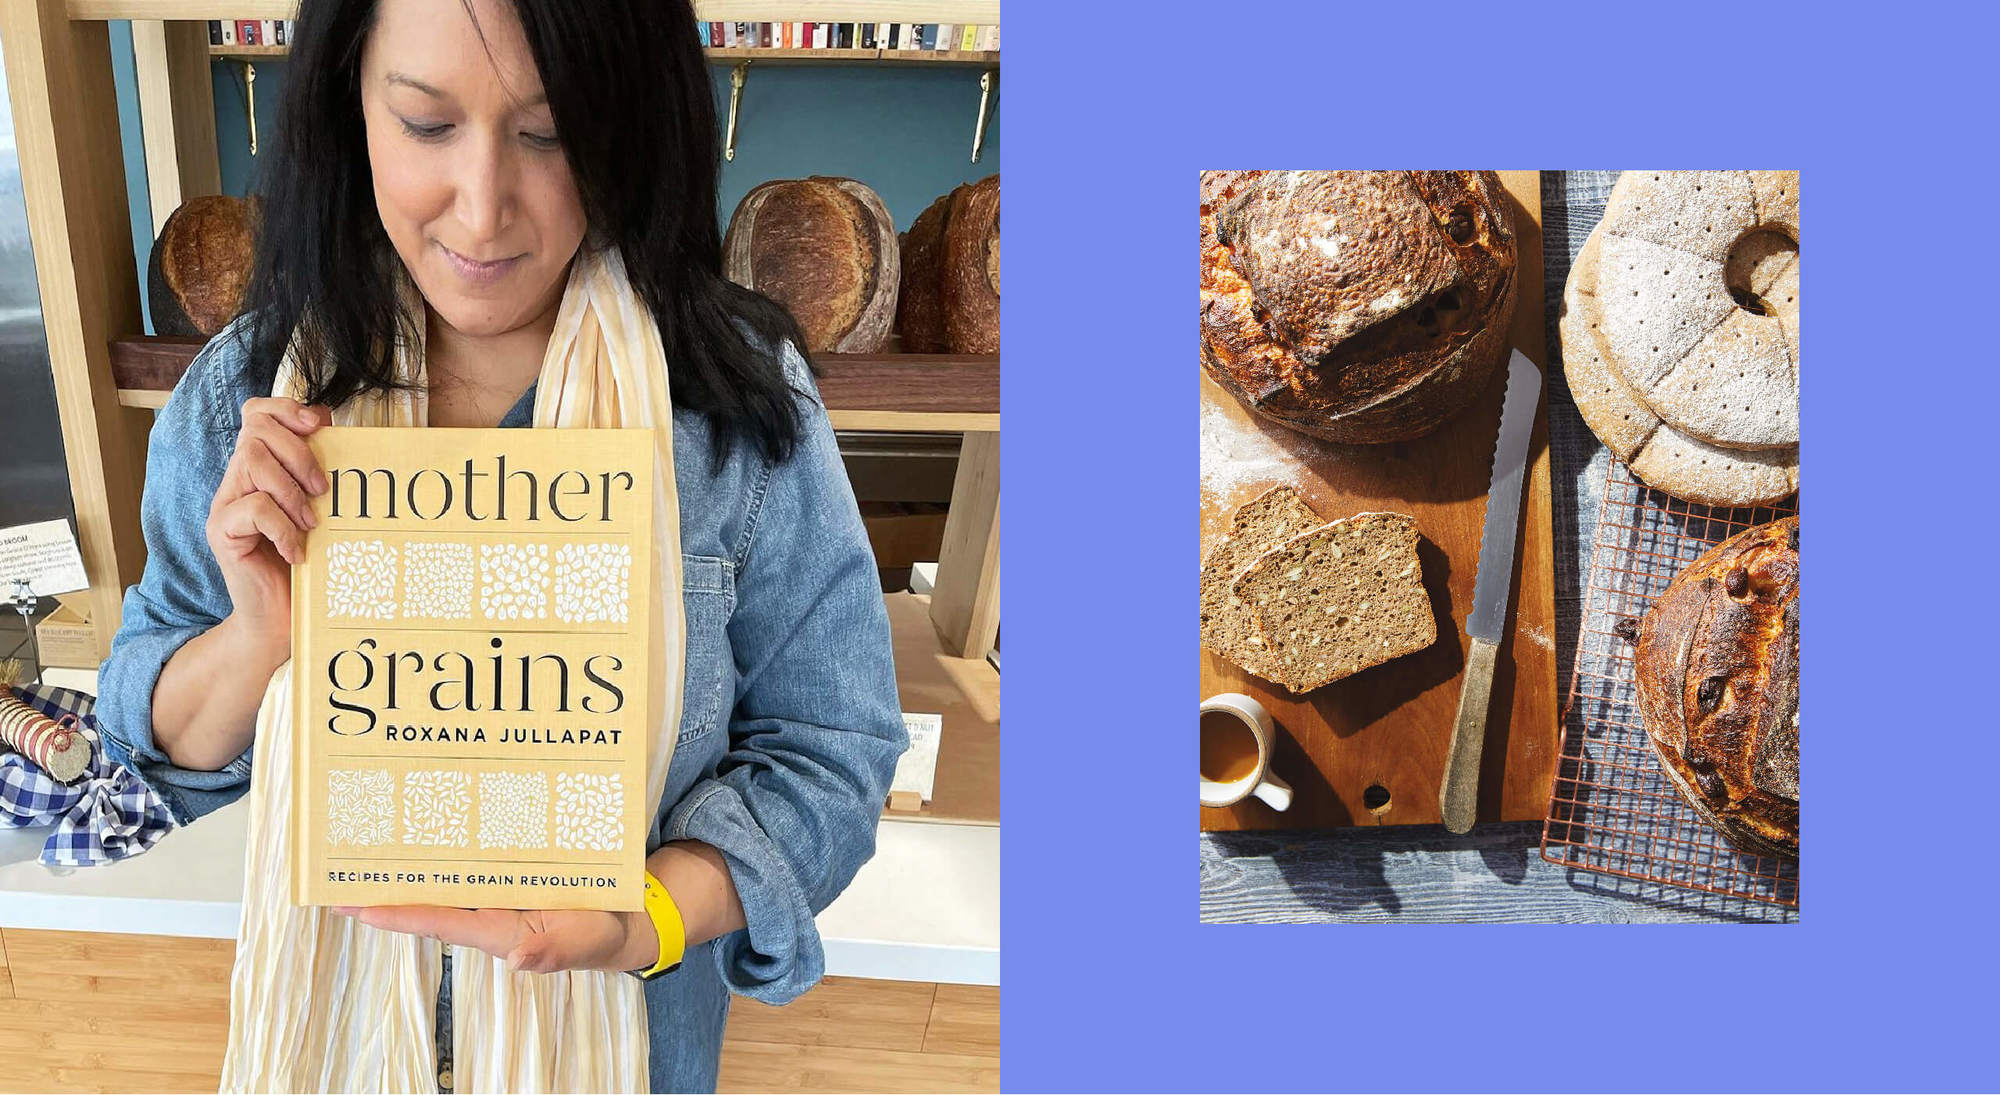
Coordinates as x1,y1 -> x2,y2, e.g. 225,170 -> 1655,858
1440,349 -> 1542,833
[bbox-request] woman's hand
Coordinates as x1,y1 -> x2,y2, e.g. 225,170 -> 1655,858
334,905 -> 661,974
206,397 -> 332,647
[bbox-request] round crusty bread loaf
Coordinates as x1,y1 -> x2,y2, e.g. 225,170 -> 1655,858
897,193 -> 951,352
147,195 -> 258,338
941,175 -> 999,354
1634,517 -> 1798,861
1562,170 -> 1798,506
1199,170 -> 1518,445
896,174 -> 999,354
723,176 -> 899,353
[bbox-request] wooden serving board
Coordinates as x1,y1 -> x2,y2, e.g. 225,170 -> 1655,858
1199,170 -> 1557,831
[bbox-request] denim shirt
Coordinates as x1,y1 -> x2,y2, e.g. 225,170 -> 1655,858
93,316 -> 906,1092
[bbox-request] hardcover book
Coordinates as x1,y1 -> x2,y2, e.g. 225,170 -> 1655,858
291,427 -> 658,912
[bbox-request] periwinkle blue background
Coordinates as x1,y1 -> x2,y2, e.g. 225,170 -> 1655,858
1000,1 -> 1998,1090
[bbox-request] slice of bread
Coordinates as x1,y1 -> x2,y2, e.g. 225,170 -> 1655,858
1199,486 -> 1322,680
1233,512 -> 1437,693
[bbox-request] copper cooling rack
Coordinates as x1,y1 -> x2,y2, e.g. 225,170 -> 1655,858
1538,457 -> 1799,909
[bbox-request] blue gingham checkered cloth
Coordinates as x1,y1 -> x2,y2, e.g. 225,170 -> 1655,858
0,683 -> 175,866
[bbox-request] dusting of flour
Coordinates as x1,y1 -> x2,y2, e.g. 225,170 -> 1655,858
1200,399 -> 1317,521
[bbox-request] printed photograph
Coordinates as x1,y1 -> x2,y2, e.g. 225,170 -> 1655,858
0,1 -> 998,1091
1199,171 -> 1799,923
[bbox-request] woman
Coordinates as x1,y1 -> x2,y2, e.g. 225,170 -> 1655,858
92,0 -> 904,1089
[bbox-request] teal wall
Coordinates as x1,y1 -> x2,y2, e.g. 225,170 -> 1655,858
115,39 -> 998,333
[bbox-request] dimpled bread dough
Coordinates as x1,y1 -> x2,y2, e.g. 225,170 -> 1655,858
1563,227 -> 1799,507
1562,171 -> 1799,505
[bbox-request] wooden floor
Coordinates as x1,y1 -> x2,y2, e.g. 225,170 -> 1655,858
0,928 -> 997,1094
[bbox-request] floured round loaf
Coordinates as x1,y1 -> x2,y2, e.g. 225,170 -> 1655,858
1200,171 -> 1518,444
1562,171 -> 1798,506
1634,517 -> 1799,860
723,176 -> 899,353
1232,511 -> 1437,693
1565,228 -> 1799,507
1199,485 -> 1322,681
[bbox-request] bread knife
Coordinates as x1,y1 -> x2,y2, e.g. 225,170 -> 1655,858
1439,349 -> 1543,834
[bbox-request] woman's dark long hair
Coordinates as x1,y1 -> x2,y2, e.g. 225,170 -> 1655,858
240,0 -> 812,461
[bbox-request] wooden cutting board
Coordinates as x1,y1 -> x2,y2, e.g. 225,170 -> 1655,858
1199,170 -> 1557,831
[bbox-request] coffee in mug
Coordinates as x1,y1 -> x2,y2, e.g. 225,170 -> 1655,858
1199,693 -> 1292,811
1199,709 -> 1261,784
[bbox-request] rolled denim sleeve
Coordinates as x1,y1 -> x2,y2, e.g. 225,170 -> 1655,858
94,327 -> 255,824
662,342 -> 907,1003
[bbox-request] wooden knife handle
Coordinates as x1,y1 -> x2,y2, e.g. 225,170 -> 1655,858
1440,636 -> 1499,834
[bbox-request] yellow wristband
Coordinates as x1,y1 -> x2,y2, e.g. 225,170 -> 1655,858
633,871 -> 686,980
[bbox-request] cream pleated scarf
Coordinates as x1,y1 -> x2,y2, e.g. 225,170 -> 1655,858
220,247 -> 684,1093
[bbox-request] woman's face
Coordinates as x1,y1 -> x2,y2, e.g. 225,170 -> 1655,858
358,0 -> 586,339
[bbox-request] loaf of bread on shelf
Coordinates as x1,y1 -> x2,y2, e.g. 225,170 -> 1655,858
723,176 -> 899,353
897,174 -> 998,353
1199,170 -> 1517,444
147,195 -> 258,338
1634,517 -> 1798,860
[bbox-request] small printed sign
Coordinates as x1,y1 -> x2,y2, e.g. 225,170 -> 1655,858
0,520 -> 88,601
891,712 -> 944,802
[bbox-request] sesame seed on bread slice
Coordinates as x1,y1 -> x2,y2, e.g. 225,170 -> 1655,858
1232,512 -> 1437,693
1199,485 -> 1323,680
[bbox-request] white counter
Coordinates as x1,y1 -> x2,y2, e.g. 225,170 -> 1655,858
2,666 -> 996,985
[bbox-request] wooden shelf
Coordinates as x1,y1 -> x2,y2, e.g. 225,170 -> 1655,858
706,47 -> 997,66
73,1 -> 999,19
109,336 -> 997,431
881,591 -> 996,826
205,44 -> 997,66
207,43 -> 284,59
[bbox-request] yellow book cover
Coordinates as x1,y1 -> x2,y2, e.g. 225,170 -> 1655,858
291,426 -> 657,912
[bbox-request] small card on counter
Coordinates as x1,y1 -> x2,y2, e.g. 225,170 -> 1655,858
890,712 -> 943,804
0,520 -> 88,601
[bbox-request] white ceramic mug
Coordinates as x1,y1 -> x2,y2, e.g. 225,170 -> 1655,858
1199,692 -> 1293,811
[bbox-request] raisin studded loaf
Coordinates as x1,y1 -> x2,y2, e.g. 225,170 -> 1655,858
1634,517 -> 1799,860
1199,171 -> 1518,444
723,176 -> 899,353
